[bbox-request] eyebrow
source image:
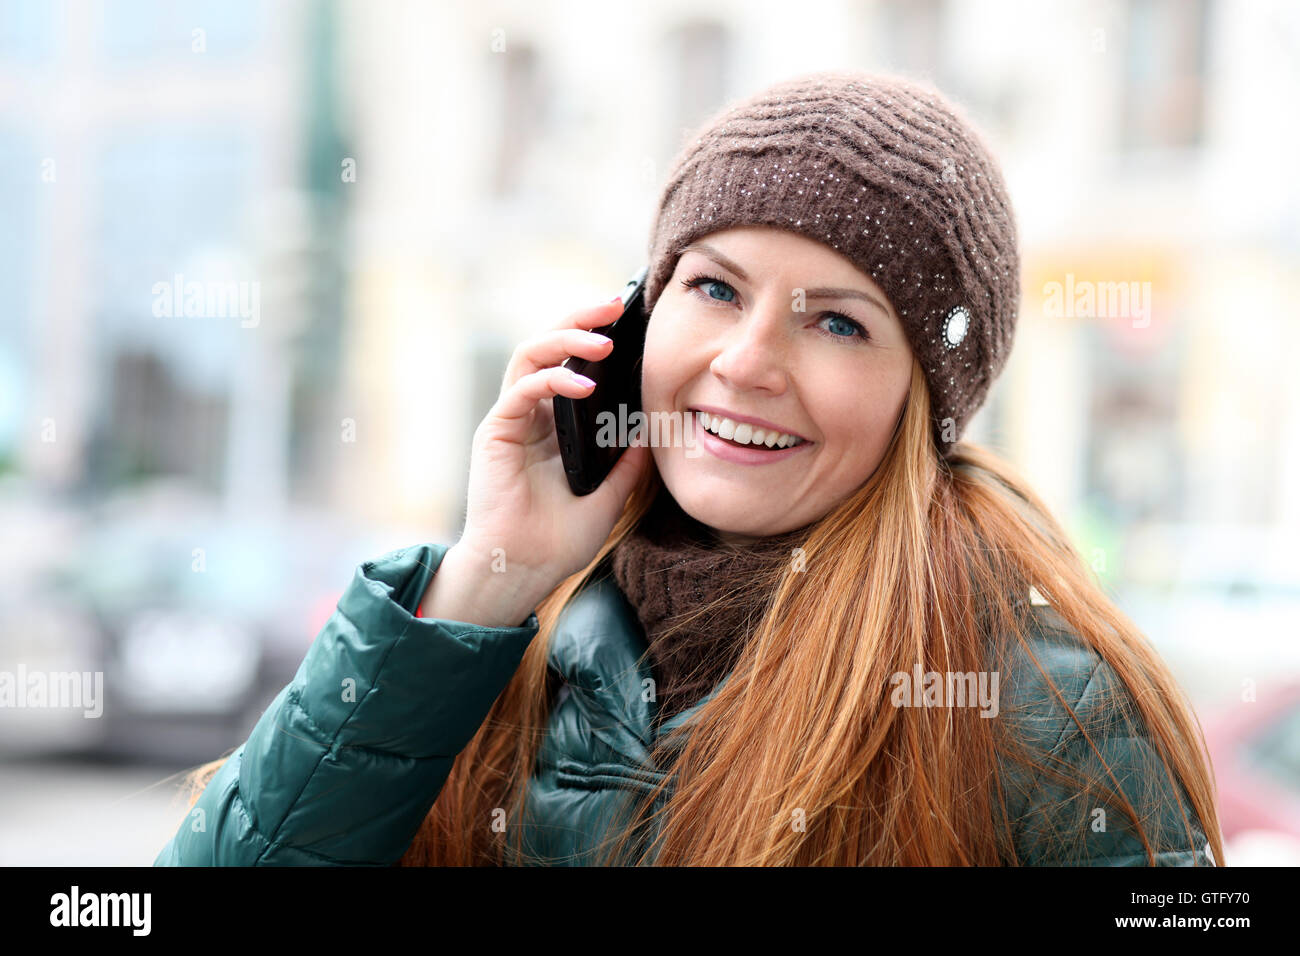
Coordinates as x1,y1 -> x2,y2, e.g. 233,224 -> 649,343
680,241 -> 892,317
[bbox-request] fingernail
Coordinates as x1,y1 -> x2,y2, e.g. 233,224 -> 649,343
571,372 -> 596,388
610,295 -> 623,304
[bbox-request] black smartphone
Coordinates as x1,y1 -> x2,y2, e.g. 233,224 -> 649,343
553,265 -> 649,496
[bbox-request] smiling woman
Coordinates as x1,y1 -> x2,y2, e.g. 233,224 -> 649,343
162,69 -> 1223,868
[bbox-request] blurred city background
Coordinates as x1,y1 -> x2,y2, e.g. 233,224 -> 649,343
1,0 -> 1298,865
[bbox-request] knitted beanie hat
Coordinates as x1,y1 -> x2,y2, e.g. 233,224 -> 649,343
643,69 -> 1020,452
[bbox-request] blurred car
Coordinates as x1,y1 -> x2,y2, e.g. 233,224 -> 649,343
2,478 -> 369,765
0,479 -> 107,756
1202,680 -> 1300,866
1112,523 -> 1300,865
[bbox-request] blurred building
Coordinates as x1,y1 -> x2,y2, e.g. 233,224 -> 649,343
332,0 -> 1300,577
2,0 -> 1298,585
2,0 -> 1299,858
0,0 -> 347,520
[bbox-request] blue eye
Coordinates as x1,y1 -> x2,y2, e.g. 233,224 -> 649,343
819,313 -> 866,340
680,273 -> 736,303
678,272 -> 870,345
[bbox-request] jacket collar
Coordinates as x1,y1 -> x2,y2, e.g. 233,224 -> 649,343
547,571 -> 725,766
547,565 -> 1045,764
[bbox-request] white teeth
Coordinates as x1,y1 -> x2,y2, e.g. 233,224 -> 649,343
695,410 -> 804,449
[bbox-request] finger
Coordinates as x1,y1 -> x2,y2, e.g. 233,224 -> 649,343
502,327 -> 613,391
487,366 -> 595,444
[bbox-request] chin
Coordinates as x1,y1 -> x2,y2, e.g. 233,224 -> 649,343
655,447 -> 809,528
667,481 -> 768,536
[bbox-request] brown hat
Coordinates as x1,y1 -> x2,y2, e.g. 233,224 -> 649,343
644,70 -> 1020,452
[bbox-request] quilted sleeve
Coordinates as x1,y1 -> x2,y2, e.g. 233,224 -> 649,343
998,609 -> 1215,867
153,542 -> 540,866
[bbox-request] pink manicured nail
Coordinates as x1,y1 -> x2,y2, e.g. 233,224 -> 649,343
571,372 -> 596,388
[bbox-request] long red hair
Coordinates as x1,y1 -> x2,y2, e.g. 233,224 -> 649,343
180,358 -> 1223,865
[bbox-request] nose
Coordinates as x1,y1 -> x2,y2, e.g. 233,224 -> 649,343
707,298 -> 791,394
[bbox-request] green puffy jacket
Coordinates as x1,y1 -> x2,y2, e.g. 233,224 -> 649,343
154,542 -> 1215,866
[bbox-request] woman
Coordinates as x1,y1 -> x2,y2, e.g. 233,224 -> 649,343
156,70 -> 1221,866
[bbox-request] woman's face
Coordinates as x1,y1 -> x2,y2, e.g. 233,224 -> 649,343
641,225 -> 914,546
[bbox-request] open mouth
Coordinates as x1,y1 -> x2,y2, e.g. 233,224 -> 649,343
689,409 -> 811,450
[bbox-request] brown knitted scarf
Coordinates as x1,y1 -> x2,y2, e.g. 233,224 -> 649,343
608,487 -> 811,727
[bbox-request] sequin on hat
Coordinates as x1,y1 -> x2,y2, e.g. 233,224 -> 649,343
943,306 -> 970,349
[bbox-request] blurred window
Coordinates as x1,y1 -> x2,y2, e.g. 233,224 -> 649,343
90,128 -> 254,492
1120,0 -> 1209,150
1084,316 -> 1186,524
0,132 -> 38,456
491,41 -> 545,198
98,128 -> 252,324
664,19 -> 730,150
101,0 -> 258,62
95,352 -> 228,490
0,0 -> 57,61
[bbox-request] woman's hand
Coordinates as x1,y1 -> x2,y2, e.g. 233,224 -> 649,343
422,298 -> 651,626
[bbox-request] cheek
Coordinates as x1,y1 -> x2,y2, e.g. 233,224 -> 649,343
639,309 -> 685,410
815,375 -> 905,454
